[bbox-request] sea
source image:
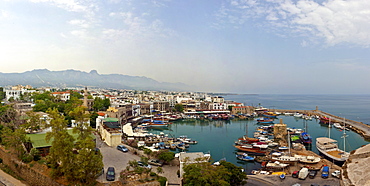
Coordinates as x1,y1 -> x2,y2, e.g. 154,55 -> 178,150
147,94 -> 370,174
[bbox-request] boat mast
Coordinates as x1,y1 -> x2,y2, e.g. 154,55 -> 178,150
288,129 -> 291,155
328,117 -> 331,139
342,117 -> 348,152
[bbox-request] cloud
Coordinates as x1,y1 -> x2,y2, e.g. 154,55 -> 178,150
216,0 -> 370,47
29,0 -> 91,13
104,11 -> 175,41
0,10 -> 10,18
68,19 -> 90,28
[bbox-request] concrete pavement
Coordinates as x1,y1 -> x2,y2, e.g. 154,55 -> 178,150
0,169 -> 27,186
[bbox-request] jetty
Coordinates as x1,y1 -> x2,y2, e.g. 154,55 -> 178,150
271,108 -> 370,140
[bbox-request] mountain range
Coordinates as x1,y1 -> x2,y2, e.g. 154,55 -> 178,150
0,69 -> 191,91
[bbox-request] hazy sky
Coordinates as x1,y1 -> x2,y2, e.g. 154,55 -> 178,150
1,0 -> 370,94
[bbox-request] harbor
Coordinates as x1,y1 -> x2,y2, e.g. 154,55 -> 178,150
138,113 -> 368,172
271,108 -> 370,140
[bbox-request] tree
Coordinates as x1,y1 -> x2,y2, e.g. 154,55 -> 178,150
174,104 -> 184,113
45,108 -> 75,178
69,106 -> 103,184
0,105 -> 17,124
1,126 -> 27,157
92,97 -> 110,111
157,150 -> 175,163
183,161 -> 230,186
220,161 -> 247,185
23,111 -> 44,133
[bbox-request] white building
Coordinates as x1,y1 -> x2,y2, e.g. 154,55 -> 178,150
5,89 -> 36,101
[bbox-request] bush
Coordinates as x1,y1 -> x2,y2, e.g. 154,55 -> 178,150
150,172 -> 156,177
0,158 -> 3,163
157,176 -> 167,186
21,154 -> 33,163
30,148 -> 41,161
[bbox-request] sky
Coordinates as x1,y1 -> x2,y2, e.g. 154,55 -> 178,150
1,0 -> 370,94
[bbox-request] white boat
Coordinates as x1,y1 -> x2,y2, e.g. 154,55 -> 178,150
316,137 -> 349,163
251,170 -> 270,175
270,155 -> 299,163
266,161 -> 289,169
293,113 -> 303,118
294,155 -> 320,164
333,123 -> 343,129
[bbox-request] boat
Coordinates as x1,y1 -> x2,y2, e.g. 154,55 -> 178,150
234,145 -> 267,156
298,155 -> 321,164
293,113 -> 303,118
262,112 -> 278,118
256,118 -> 274,124
333,123 -> 344,129
316,137 -> 349,164
251,170 -> 270,175
265,161 -> 290,169
236,135 -> 259,144
236,153 -> 255,161
270,155 -> 299,164
146,120 -> 169,127
319,116 -> 330,124
300,132 -> 312,144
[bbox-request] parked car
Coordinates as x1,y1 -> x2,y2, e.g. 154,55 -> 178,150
332,170 -> 341,178
298,167 -> 309,180
106,167 -> 115,181
148,159 -> 164,166
117,145 -> 129,152
137,161 -> 152,169
292,171 -> 299,178
321,166 -> 329,178
308,170 -> 317,179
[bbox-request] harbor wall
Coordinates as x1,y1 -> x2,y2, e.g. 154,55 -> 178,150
271,109 -> 370,140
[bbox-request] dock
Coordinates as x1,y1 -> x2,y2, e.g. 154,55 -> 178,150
271,108 -> 370,140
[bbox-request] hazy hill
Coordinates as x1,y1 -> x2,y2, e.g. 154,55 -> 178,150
0,69 -> 191,91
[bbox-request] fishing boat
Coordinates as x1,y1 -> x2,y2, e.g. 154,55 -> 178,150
236,153 -> 255,161
298,155 -> 321,164
293,113 -> 303,118
256,118 -> 274,124
234,145 -> 267,156
316,137 -> 349,164
265,161 -> 289,169
262,112 -> 278,118
300,132 -> 312,144
237,135 -> 260,143
319,116 -> 330,124
270,155 -> 299,164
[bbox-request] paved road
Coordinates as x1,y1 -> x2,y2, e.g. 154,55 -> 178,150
95,135 -> 181,185
0,169 -> 27,186
246,174 -> 340,186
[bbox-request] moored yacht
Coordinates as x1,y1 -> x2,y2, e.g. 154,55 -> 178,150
316,137 -> 349,164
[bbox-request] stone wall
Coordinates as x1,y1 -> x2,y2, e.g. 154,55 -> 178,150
0,146 -> 62,186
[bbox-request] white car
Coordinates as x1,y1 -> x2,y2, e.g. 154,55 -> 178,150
332,170 -> 341,178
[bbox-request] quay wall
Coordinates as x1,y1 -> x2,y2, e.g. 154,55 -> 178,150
0,146 -> 63,186
271,109 -> 370,140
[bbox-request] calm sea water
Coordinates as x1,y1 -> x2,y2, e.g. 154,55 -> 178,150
224,94 -> 370,125
148,94 -> 370,173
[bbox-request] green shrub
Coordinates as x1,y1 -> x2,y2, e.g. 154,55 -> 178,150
21,154 -> 33,163
30,148 -> 41,161
157,176 -> 167,186
150,172 -> 156,176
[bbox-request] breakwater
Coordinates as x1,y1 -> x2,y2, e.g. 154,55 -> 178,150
271,109 -> 370,140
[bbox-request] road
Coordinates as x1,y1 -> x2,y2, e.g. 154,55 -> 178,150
95,135 -> 181,185
246,174 -> 340,186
